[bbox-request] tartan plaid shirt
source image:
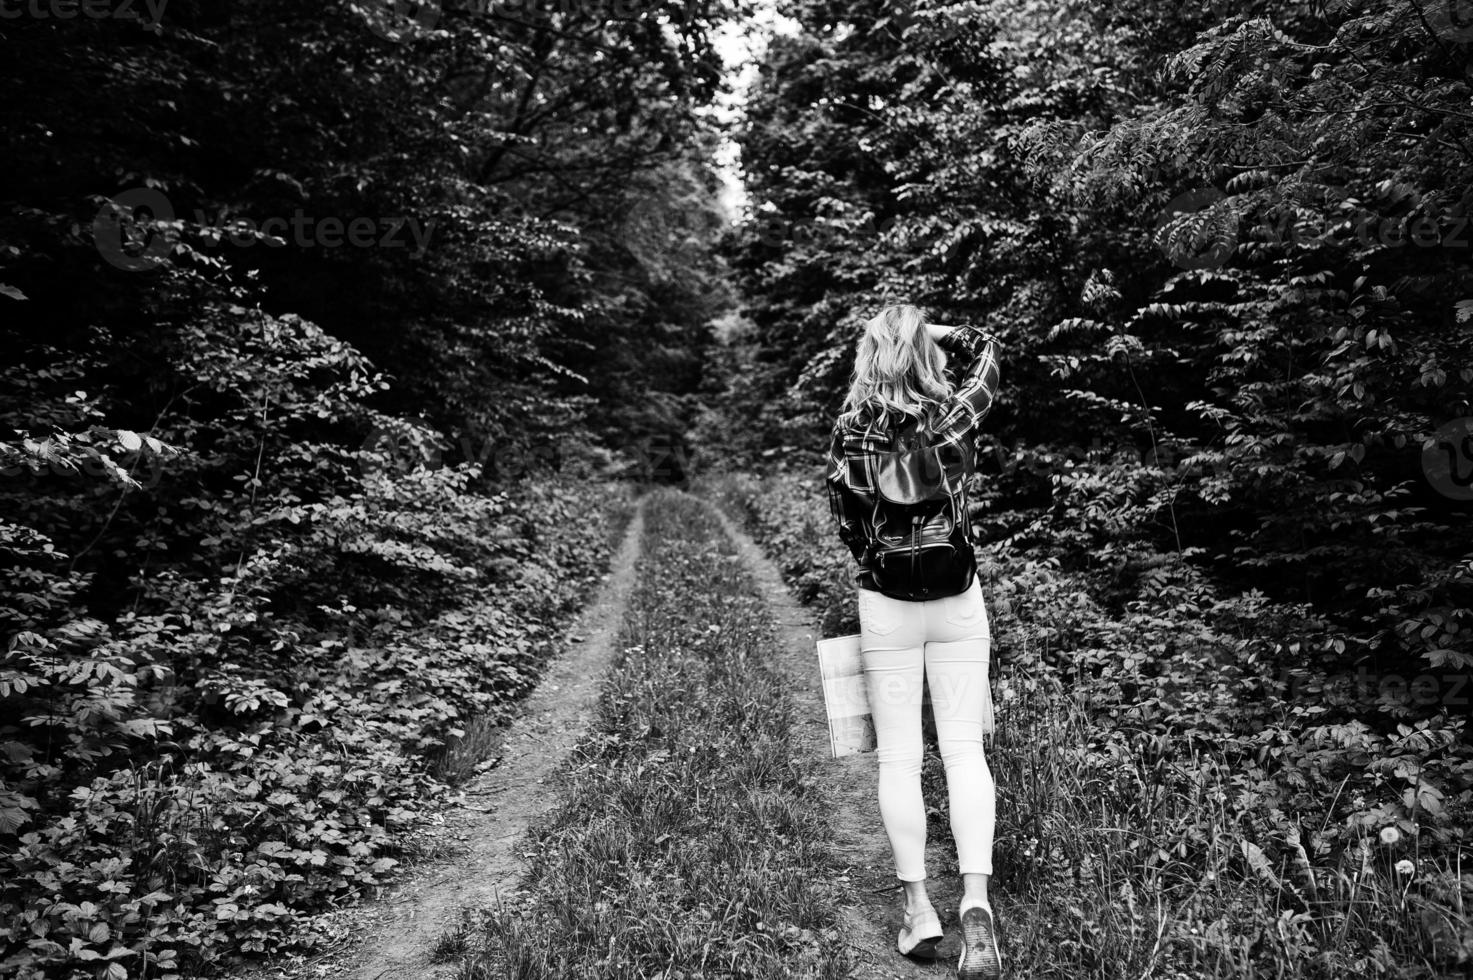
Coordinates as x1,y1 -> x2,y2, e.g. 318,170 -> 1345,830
824,324 -> 1002,588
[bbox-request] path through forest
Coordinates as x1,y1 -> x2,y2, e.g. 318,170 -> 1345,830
342,497 -> 648,980
232,488 -> 984,979
224,498 -> 648,980
706,496 -> 975,979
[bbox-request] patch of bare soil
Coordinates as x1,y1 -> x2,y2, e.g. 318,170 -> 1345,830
706,500 -> 970,980
221,494 -> 648,980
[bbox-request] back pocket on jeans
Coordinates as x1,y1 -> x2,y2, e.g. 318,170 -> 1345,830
858,588 -> 900,636
943,582 -> 987,630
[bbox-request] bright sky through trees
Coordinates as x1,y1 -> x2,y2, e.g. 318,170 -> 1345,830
708,3 -> 798,222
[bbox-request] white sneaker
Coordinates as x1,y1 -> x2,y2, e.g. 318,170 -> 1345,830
957,902 -> 1002,979
897,904 -> 943,958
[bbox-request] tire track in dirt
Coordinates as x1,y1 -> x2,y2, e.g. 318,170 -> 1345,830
225,493 -> 648,980
343,494 -> 649,980
705,498 -> 965,980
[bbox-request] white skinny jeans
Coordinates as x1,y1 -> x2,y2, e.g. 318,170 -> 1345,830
857,575 -> 996,881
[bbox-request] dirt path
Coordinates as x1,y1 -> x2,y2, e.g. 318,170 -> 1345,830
706,500 -> 967,979
225,488 -> 973,980
224,493 -> 648,980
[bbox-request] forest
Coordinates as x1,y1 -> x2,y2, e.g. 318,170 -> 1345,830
2,0 -> 1470,977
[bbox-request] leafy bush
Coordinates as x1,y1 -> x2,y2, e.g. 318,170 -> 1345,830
0,1 -> 727,976
725,0 -> 1473,750
699,467 -> 1472,977
1,469 -> 634,979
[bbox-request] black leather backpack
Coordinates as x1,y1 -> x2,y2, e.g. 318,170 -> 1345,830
864,411 -> 977,600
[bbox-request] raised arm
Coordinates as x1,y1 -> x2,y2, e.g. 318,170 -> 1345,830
930,325 -> 1003,442
932,322 -> 996,369
925,322 -> 959,344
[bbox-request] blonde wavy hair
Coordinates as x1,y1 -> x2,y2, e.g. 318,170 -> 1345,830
835,304 -> 952,433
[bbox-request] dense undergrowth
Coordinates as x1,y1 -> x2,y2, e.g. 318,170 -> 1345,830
1,465 -> 637,979
454,487 -> 855,980
719,0 -> 1473,808
3,6 -> 736,974
697,468 -> 1472,979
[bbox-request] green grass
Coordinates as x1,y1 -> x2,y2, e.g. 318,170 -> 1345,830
429,914 -> 474,962
456,487 -> 857,979
986,657 -> 1472,978
431,712 -> 516,785
698,468 -> 1472,980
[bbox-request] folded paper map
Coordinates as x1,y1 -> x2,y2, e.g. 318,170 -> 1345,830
815,634 -> 874,758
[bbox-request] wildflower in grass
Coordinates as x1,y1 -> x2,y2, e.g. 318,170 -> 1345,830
1395,859 -> 1415,876
1380,826 -> 1401,845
